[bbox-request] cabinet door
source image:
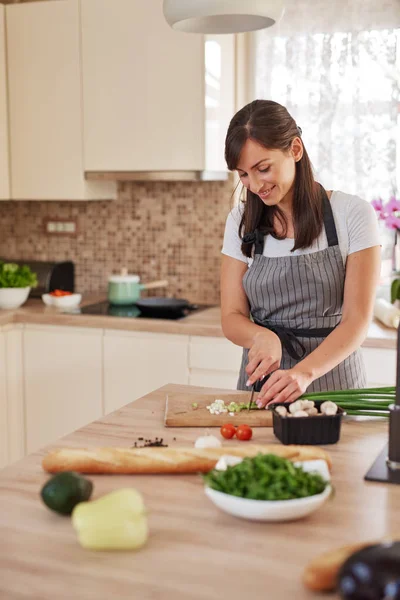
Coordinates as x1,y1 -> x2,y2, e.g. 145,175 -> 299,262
0,5 -> 10,200
0,329 -> 8,468
103,330 -> 189,414
81,0 -> 205,172
23,325 -> 103,453
188,336 -> 242,390
6,0 -> 115,200
4,325 -> 24,465
361,347 -> 396,387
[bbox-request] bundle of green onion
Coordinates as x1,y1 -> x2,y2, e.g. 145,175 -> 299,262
299,386 -> 395,418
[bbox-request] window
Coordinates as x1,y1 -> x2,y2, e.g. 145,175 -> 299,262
251,15 -> 400,201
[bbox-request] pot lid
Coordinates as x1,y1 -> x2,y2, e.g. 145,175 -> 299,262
108,268 -> 140,284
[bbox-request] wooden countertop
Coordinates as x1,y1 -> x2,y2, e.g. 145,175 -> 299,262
0,383 -> 399,600
0,295 -> 397,347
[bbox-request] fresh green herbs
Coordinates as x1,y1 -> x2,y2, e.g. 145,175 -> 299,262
0,262 -> 37,289
203,454 -> 328,501
226,401 -> 259,413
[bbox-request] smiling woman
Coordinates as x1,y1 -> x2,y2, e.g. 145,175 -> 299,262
220,99 -> 382,407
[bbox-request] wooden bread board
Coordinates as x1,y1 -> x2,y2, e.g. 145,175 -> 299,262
164,391 -> 273,427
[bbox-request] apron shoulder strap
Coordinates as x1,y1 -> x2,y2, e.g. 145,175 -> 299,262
320,185 -> 339,247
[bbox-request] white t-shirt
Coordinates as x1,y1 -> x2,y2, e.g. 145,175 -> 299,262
221,190 -> 381,266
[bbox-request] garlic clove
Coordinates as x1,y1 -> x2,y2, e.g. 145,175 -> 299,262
194,434 -> 222,449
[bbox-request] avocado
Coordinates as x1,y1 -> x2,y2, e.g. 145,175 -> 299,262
41,471 -> 93,515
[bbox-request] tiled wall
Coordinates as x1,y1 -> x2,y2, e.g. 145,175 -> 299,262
0,180 -> 235,304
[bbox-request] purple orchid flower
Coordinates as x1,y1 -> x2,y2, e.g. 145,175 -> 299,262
371,197 -> 386,220
384,213 -> 400,230
372,197 -> 384,212
384,196 -> 400,214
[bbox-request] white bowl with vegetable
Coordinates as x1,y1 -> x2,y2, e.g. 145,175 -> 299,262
42,292 -> 82,308
0,287 -> 31,309
0,262 -> 37,309
204,455 -> 331,522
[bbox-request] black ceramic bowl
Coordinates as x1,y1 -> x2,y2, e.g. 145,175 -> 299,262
270,400 -> 345,445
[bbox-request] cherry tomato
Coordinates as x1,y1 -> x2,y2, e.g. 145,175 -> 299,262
220,423 -> 236,439
51,289 -> 72,297
236,424 -> 253,441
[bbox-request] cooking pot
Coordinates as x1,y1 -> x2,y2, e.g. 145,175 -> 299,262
108,269 -> 168,305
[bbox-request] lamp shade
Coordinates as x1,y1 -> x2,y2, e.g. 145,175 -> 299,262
163,0 -> 284,34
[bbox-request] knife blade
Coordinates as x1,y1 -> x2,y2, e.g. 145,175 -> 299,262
248,384 -> 256,411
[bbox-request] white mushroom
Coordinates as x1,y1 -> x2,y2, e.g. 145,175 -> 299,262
293,410 -> 309,417
275,406 -> 288,417
302,400 -> 315,410
304,407 -> 319,416
289,400 -> 304,414
320,401 -> 338,415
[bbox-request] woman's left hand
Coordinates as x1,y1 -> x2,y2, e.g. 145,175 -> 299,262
256,368 -> 314,408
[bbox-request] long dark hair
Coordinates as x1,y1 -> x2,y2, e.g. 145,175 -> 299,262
225,100 -> 323,257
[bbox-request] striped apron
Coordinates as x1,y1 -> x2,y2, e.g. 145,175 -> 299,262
237,188 -> 366,393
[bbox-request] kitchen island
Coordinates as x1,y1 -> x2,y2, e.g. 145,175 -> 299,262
0,383 -> 399,600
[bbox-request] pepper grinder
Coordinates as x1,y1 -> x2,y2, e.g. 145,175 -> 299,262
365,324 -> 400,484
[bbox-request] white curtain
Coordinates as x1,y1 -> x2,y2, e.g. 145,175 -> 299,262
251,0 -> 400,201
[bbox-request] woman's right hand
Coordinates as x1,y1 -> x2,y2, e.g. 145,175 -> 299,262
245,330 -> 282,386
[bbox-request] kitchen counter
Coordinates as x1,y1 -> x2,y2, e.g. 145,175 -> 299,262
0,382 -> 399,600
0,296 -> 397,347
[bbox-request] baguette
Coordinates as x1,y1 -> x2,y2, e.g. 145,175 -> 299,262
42,444 -> 332,475
303,541 -> 379,591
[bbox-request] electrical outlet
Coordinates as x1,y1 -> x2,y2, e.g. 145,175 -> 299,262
44,219 -> 77,236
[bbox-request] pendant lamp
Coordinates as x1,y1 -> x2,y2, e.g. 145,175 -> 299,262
163,0 -> 284,34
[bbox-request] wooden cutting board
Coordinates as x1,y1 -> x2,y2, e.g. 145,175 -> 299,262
164,390 -> 273,427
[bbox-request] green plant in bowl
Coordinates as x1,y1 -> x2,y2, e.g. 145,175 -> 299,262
0,262 -> 38,309
0,262 -> 37,288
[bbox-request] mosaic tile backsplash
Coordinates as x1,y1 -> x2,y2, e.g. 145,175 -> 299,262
0,180 -> 235,304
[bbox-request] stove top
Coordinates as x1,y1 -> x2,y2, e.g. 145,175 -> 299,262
78,301 -> 211,320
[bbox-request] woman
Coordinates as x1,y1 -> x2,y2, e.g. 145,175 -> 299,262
221,100 -> 381,408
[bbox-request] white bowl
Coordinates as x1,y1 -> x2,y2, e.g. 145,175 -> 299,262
0,287 -> 30,309
42,293 -> 82,308
204,458 -> 331,522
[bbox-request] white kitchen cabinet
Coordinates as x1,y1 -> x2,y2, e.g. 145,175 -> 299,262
188,336 -> 242,390
6,0 -> 116,200
0,324 -> 24,469
81,0 -> 204,173
0,328 -> 8,468
23,325 -> 103,453
103,330 -> 189,414
4,324 -> 24,465
361,346 -> 396,387
0,4 -> 10,200
81,0 -> 208,173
